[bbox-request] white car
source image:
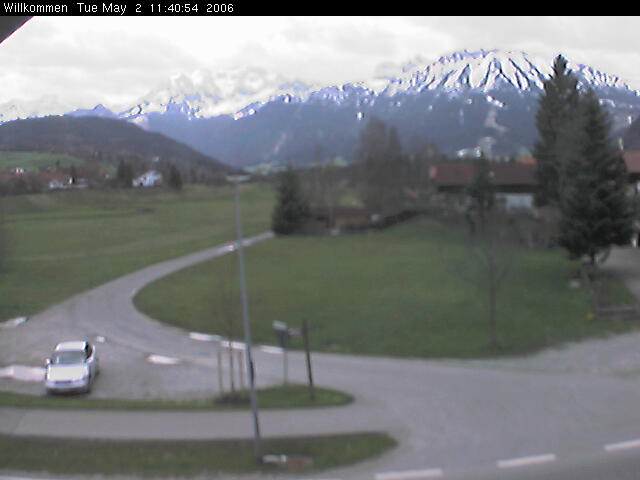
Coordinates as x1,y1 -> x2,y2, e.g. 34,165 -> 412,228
44,341 -> 99,394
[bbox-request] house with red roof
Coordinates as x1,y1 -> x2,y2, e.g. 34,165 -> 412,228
430,159 -> 537,211
431,152 -> 640,212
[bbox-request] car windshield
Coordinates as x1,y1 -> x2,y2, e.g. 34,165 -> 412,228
51,351 -> 85,365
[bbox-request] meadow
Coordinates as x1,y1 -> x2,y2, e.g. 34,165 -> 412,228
0,184 -> 274,321
0,151 -> 86,172
135,219 -> 639,358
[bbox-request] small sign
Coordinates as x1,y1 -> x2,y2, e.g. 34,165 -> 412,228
272,320 -> 288,331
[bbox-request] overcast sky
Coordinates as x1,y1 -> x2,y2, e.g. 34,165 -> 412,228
2,16 -> 640,112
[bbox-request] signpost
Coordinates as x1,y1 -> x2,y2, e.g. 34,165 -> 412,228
272,319 -> 315,400
272,320 -> 290,385
301,320 -> 315,400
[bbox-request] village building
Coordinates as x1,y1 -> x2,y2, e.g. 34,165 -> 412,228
132,170 -> 163,188
429,158 -> 537,212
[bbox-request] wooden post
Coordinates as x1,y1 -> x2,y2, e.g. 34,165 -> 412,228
302,320 -> 315,400
238,348 -> 245,391
217,342 -> 224,395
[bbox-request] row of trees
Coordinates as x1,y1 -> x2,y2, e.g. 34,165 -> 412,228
270,114 -> 443,234
533,55 -> 634,265
463,55 -> 636,348
355,116 -> 441,214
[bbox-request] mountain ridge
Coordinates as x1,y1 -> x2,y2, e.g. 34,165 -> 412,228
2,49 -> 640,168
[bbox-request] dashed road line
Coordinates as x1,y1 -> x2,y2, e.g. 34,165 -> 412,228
146,354 -> 181,365
375,468 -> 444,480
605,438 -> 640,452
497,453 -> 556,469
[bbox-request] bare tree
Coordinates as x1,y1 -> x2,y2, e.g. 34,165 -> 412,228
459,160 -> 519,349
465,212 -> 519,349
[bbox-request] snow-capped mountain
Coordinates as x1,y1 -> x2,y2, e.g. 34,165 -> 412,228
373,49 -> 637,95
120,49 -> 640,122
0,95 -> 76,123
2,49 -> 640,167
120,49 -> 640,166
121,66 -> 314,124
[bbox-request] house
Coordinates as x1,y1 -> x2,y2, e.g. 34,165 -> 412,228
133,170 -> 163,187
430,161 -> 537,211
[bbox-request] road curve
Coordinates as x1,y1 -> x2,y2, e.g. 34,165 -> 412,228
3,241 -> 640,480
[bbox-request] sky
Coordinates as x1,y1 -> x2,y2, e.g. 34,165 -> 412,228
2,16 -> 640,113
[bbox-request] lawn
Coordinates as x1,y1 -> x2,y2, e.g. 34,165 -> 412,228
0,432 -> 396,476
0,151 -> 85,172
0,183 -> 275,321
135,219 -> 640,358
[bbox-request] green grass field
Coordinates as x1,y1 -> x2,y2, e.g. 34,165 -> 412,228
135,219 -> 640,358
0,184 -> 275,321
0,151 -> 86,172
0,432 -> 396,476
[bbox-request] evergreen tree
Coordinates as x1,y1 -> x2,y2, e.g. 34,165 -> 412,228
272,166 -> 310,235
168,165 -> 183,190
115,159 -> 133,188
533,55 -> 581,206
558,89 -> 634,265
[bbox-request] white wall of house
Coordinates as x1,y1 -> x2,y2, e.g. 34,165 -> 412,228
496,193 -> 534,211
133,170 -> 162,187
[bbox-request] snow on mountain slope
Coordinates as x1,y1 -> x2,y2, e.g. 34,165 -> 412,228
1,49 -> 637,124
0,95 -> 74,123
120,66 -> 314,121
123,49 -> 640,122
368,49 -> 639,97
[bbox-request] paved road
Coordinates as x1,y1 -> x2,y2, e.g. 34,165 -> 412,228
3,241 -> 640,480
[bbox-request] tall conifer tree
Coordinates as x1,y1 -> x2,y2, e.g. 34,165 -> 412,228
272,165 -> 310,235
533,55 -> 581,206
558,89 -> 634,264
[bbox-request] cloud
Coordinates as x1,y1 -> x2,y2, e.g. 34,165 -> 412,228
2,16 -> 640,111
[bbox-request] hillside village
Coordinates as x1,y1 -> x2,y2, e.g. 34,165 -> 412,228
0,161 -> 165,194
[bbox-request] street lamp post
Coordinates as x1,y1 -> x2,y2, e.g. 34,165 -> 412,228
228,175 -> 262,462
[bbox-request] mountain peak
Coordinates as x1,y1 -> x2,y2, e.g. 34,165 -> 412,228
379,49 -> 638,96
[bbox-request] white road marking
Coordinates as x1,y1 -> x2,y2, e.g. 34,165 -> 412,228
605,438 -> 640,452
189,332 -> 221,342
147,354 -> 181,365
0,365 -> 45,382
375,468 -> 443,480
497,453 -> 556,469
220,340 -> 246,350
260,345 -> 284,354
0,316 -> 28,329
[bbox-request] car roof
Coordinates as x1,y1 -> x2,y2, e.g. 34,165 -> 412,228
54,341 -> 88,352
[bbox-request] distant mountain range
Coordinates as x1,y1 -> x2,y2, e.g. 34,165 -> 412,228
2,49 -> 640,169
